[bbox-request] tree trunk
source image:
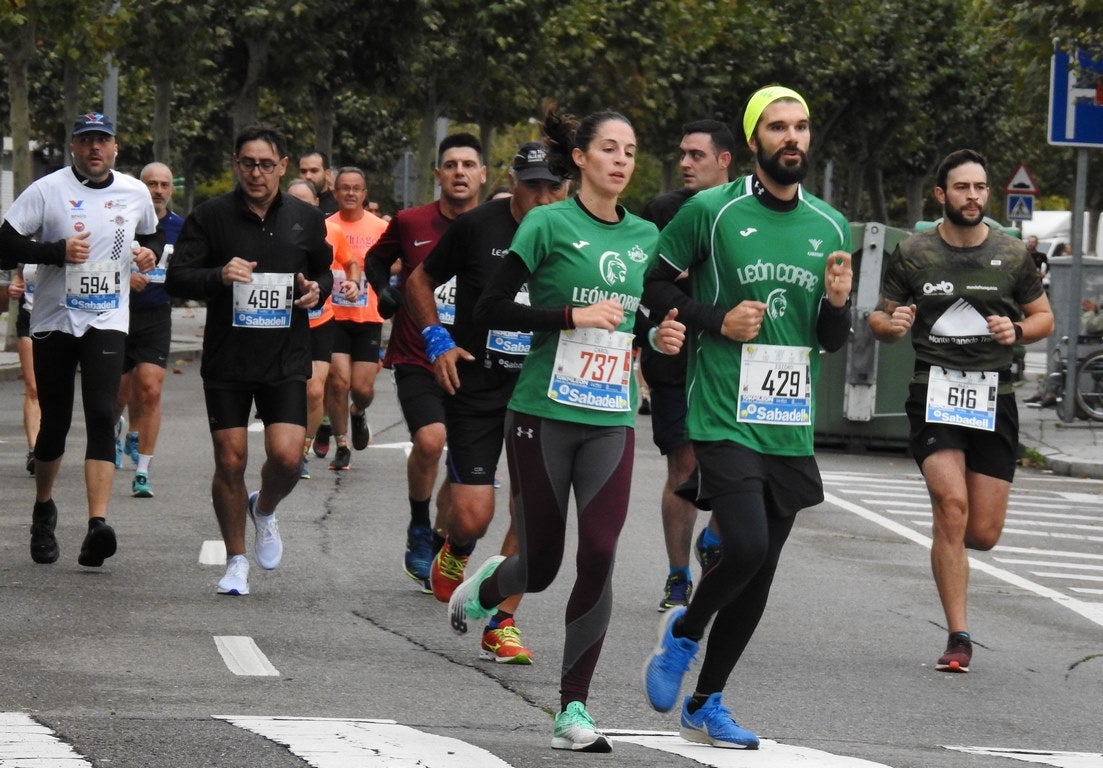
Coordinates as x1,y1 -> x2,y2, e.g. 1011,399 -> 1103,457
311,87 -> 335,159
846,162 -> 864,220
867,165 -> 889,224
152,70 -> 173,164
478,121 -> 494,200
232,35 -> 269,138
3,18 -> 36,194
905,175 -> 926,229
415,89 -> 440,205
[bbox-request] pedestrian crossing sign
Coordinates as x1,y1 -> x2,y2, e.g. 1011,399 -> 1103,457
1006,194 -> 1034,221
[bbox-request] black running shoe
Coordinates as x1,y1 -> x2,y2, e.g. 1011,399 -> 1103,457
350,409 -> 371,450
329,445 -> 351,470
30,500 -> 59,564
78,520 -> 117,567
25,451 -> 35,476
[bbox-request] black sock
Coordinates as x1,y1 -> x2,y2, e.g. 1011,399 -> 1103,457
950,631 -> 971,641
686,692 -> 711,714
409,497 -> 431,528
450,538 -> 475,557
431,529 -> 446,554
88,517 -> 106,529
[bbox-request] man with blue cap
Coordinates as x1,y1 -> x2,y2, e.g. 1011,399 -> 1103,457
641,86 -> 853,748
0,112 -> 159,568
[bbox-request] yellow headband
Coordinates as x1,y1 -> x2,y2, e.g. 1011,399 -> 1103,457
742,86 -> 809,142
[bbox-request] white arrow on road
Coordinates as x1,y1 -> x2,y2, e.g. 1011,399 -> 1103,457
606,729 -> 894,766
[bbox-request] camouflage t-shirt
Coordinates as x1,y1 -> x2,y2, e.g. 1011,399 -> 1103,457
881,227 -> 1044,373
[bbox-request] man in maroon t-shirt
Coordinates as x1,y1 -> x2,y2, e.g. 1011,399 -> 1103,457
365,133 -> 486,591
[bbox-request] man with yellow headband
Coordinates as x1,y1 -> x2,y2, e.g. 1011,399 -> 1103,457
642,86 -> 853,749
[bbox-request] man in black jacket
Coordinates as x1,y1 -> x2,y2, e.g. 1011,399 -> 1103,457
167,125 -> 332,596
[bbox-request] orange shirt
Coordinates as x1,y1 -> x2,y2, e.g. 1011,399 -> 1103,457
309,222 -> 355,328
326,211 -> 388,323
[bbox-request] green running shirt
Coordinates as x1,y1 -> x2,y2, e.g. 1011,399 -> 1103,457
656,175 -> 851,455
506,198 -> 658,427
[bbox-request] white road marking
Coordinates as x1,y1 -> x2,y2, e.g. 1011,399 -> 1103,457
995,545 -> 1103,561
0,712 -> 92,765
1031,572 -> 1103,582
369,440 -> 413,458
823,491 -> 1103,628
199,540 -> 227,565
995,558 -> 1103,571
213,636 -> 279,676
606,730 -> 893,766
1071,587 -> 1103,594
215,716 -> 514,767
944,745 -> 1103,767
247,421 -> 264,433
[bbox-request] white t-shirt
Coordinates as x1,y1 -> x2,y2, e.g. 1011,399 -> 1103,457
3,167 -> 158,336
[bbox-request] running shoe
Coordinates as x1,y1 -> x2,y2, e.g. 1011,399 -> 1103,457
217,554 -> 250,596
78,519 -> 117,567
300,457 -> 310,479
350,409 -> 371,450
132,472 -> 154,498
480,618 -> 533,665
448,554 -> 504,635
124,432 -> 139,465
658,572 -> 692,612
936,633 -> 972,673
694,528 -> 722,572
430,539 -> 469,603
638,397 -> 651,415
643,605 -> 699,712
30,499 -> 59,564
25,450 -> 35,476
247,491 -> 283,570
551,701 -> 612,753
329,445 -> 351,470
679,693 -> 760,749
404,523 -> 434,588
313,421 -> 331,458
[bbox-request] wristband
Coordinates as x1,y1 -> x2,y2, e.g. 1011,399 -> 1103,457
647,325 -> 662,352
564,305 -> 575,329
421,324 -> 456,363
1014,323 -> 1023,341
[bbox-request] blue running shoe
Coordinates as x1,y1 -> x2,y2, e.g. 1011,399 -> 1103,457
404,523 -> 434,587
679,693 -> 759,749
694,528 -> 722,572
124,432 -> 139,465
643,605 -> 698,712
658,572 -> 692,612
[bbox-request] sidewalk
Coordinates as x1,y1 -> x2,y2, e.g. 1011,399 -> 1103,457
1,310 -> 1100,478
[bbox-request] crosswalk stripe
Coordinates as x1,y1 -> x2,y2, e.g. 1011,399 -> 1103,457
199,540 -> 227,565
213,636 -> 279,676
605,730 -> 893,766
823,491 -> 1103,628
215,716 -> 514,767
0,713 -> 92,765
943,745 -> 1103,767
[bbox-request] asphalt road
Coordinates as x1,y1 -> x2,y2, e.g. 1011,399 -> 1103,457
0,362 -> 1099,768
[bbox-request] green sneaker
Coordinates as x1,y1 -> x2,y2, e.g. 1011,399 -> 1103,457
552,701 -> 612,752
448,555 -> 504,634
132,473 -> 154,498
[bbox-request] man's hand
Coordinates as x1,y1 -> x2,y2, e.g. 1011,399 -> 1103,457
221,257 -> 257,285
824,251 -> 853,307
987,314 -> 1018,346
720,300 -> 767,342
65,231 -> 91,264
432,346 -> 476,395
339,279 -> 360,303
294,272 -> 320,309
131,244 -> 157,273
130,271 -> 151,292
653,308 -> 686,354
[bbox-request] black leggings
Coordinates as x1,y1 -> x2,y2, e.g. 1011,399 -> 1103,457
32,328 -> 125,463
479,410 -> 634,710
678,489 -> 797,696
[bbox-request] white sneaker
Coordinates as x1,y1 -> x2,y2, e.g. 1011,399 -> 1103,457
248,491 -> 283,570
217,555 -> 250,595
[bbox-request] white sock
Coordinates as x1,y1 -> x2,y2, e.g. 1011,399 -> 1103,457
137,454 -> 153,475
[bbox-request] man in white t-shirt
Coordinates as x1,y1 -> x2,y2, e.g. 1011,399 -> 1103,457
0,112 -> 159,568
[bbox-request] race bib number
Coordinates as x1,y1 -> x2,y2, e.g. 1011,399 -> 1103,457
435,276 -> 457,326
232,272 -> 294,328
486,288 -> 532,357
331,268 -> 367,308
547,328 -> 633,412
737,344 -> 812,426
925,366 -> 997,431
65,262 -> 120,311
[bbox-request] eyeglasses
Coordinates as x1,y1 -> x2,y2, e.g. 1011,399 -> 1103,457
336,185 -> 366,194
235,157 -> 280,174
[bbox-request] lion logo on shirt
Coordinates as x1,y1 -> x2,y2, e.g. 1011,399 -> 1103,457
599,251 -> 627,286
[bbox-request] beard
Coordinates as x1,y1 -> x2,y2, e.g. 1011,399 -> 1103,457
942,199 -> 986,227
757,143 -> 808,186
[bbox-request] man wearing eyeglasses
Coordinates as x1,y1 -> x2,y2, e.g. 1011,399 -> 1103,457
166,124 -> 333,597
0,112 -> 160,569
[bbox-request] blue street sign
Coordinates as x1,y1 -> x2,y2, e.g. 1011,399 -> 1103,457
1006,194 -> 1034,221
1049,48 -> 1103,147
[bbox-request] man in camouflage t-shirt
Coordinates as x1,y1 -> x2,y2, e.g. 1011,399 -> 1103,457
870,148 -> 1054,674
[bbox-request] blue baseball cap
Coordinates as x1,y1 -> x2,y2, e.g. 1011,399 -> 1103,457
72,112 -> 116,137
